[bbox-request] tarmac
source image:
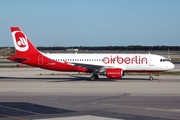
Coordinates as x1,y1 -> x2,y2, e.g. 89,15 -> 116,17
0,68 -> 180,120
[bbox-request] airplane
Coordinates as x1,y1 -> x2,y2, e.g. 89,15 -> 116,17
8,27 -> 175,81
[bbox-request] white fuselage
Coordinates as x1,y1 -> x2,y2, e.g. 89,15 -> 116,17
42,53 -> 174,72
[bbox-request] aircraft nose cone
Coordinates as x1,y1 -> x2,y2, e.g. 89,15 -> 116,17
170,63 -> 175,69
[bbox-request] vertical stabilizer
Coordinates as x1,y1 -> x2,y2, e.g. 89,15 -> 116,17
11,27 -> 40,55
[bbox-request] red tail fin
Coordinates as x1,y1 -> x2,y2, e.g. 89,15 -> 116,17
11,27 -> 40,55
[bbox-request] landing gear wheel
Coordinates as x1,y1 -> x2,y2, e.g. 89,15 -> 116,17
149,77 -> 153,81
90,75 -> 99,81
90,76 -> 96,81
149,72 -> 153,81
94,74 -> 99,79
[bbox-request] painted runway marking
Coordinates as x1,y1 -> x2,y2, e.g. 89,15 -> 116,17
33,115 -> 124,120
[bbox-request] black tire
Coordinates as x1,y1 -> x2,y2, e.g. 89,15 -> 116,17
149,77 -> 153,81
90,76 -> 96,81
94,74 -> 99,79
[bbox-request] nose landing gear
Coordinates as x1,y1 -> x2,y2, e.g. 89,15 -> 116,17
149,72 -> 153,81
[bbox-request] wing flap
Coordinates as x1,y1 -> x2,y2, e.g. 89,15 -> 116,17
71,62 -> 104,70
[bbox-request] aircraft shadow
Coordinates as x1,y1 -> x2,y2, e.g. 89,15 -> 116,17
121,77 -> 157,81
0,76 -> 156,82
0,76 -> 90,82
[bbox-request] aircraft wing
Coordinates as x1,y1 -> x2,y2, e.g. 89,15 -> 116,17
71,62 -> 104,70
70,62 -> 125,71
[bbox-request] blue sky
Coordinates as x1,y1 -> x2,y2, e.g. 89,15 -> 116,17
0,0 -> 180,47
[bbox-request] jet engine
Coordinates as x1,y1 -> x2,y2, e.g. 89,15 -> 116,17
106,68 -> 123,79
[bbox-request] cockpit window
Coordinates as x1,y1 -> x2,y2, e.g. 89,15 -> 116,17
160,59 -> 169,62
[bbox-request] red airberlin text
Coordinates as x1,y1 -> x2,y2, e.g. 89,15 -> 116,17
102,56 -> 147,64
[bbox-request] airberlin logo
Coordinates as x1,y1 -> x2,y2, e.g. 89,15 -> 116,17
12,31 -> 29,52
102,56 -> 148,64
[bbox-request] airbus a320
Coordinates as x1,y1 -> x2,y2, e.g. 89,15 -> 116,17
8,27 -> 175,81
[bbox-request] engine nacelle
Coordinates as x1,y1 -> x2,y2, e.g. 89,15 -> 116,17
106,68 -> 123,79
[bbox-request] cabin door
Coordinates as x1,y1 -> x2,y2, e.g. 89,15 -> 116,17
149,56 -> 154,66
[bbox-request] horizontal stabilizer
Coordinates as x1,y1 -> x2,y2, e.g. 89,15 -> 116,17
7,55 -> 29,62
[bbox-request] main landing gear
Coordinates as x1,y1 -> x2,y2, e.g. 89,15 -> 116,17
90,70 -> 99,81
90,74 -> 99,81
149,72 -> 154,81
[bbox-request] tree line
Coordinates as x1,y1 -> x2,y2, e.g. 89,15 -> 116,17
36,45 -> 180,51
1,45 -> 180,51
